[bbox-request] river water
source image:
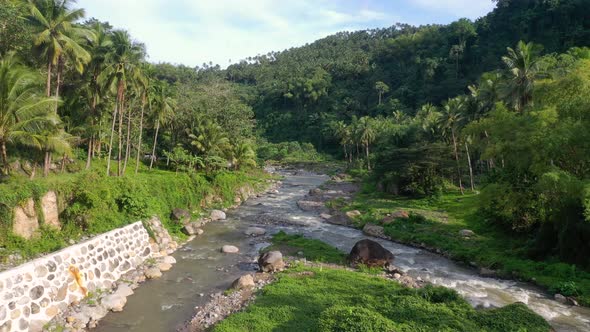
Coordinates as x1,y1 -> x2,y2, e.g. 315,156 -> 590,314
96,172 -> 590,332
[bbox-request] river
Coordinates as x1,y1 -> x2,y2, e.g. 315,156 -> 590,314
95,171 -> 590,332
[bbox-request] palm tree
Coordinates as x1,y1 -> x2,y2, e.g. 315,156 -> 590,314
134,63 -> 153,174
84,21 -> 112,169
100,30 -> 144,176
189,118 -> 230,161
439,97 -> 466,194
149,80 -> 175,170
375,81 -> 389,105
332,121 -> 351,163
27,0 -> 91,98
230,142 -> 256,170
357,116 -> 376,170
501,41 -> 543,112
0,52 -> 58,174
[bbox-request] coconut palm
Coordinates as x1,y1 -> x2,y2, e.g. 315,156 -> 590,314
0,52 -> 58,174
332,120 -> 352,163
439,97 -> 466,194
189,118 -> 230,161
26,0 -> 91,99
134,63 -> 153,174
375,81 -> 389,105
357,116 -> 376,170
149,80 -> 175,170
501,41 -> 543,112
100,29 -> 144,176
84,21 -> 112,169
230,142 -> 256,170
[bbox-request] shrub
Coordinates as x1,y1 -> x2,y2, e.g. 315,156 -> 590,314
318,306 -> 397,332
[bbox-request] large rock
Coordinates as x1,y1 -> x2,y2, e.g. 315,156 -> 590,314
244,227 -> 266,236
171,208 -> 190,223
144,267 -> 162,279
362,223 -> 389,239
41,191 -> 60,229
182,222 -> 204,235
258,251 -> 285,272
211,210 -> 227,221
221,245 -> 239,253
346,210 -> 361,218
101,294 -> 127,312
459,229 -> 475,237
349,239 -> 394,267
13,198 -> 39,239
231,274 -> 255,290
114,284 -> 134,297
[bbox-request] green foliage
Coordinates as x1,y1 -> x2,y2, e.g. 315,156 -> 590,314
266,231 -> 346,264
256,140 -> 324,163
318,305 -> 396,332
214,266 -> 550,332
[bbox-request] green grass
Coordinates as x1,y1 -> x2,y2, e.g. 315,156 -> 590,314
345,181 -> 590,306
214,265 -> 551,332
265,231 -> 347,264
0,158 -> 271,262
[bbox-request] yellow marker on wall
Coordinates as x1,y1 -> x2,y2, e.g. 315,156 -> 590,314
68,265 -> 88,297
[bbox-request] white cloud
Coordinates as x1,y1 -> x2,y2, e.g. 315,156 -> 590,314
410,0 -> 495,19
76,0 -> 492,68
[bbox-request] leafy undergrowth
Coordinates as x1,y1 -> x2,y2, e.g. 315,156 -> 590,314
213,265 -> 551,332
345,181 -> 590,306
0,162 -> 271,262
264,231 -> 347,264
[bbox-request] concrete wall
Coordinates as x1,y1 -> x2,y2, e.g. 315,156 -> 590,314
0,222 -> 152,332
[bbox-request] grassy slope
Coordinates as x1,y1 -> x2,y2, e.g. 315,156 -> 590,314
344,181 -> 590,306
214,233 -> 551,332
0,159 -> 271,261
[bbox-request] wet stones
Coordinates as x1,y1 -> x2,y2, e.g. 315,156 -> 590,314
231,274 -> 255,290
221,245 -> 240,254
362,223 -> 390,240
258,251 -> 285,273
211,210 -> 227,221
244,227 -> 266,236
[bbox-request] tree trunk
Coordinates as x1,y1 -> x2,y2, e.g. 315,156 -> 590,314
60,154 -> 66,173
451,130 -> 464,195
43,151 -> 51,177
46,61 -> 52,97
135,94 -> 146,174
0,140 -> 8,173
106,104 -> 118,176
465,142 -> 475,192
117,99 -> 124,176
85,136 -> 93,170
122,106 -> 132,175
149,120 -> 160,170
365,142 -> 371,170
54,56 -> 63,113
378,92 -> 382,105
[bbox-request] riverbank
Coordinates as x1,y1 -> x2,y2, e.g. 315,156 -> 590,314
205,233 -> 551,332
0,165 -> 274,268
322,175 -> 590,307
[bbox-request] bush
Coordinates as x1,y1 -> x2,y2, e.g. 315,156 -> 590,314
318,306 -> 397,332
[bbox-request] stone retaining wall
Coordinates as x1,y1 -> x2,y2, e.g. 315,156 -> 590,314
0,222 -> 152,332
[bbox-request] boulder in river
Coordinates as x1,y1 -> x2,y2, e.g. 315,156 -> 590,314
297,200 -> 326,212
101,294 -> 127,312
362,223 -> 389,239
244,227 -> 266,236
211,210 -> 227,221
144,267 -> 162,279
349,239 -> 394,268
221,245 -> 239,253
171,208 -> 190,223
231,274 -> 255,290
258,251 -> 285,272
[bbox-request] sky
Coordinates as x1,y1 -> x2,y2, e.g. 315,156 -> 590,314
77,0 -> 496,68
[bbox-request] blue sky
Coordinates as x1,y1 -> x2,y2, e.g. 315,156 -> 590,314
77,0 -> 496,68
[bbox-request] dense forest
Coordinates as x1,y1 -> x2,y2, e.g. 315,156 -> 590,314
1,0 -> 590,285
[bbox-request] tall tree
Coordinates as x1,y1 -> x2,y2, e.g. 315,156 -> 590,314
501,41 -> 543,112
439,97 -> 466,194
100,29 -> 144,176
26,0 -> 91,98
149,80 -> 174,170
0,52 -> 58,173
